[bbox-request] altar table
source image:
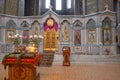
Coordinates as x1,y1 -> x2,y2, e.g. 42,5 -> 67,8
2,52 -> 41,80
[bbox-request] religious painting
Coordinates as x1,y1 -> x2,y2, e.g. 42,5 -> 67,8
21,21 -> 29,45
86,19 -> 96,44
61,20 -> 70,41
6,30 -> 15,43
102,17 -> 112,45
5,20 -> 16,43
88,30 -> 96,43
74,30 -> 81,45
7,30 -> 14,37
32,21 -> 40,35
104,30 -> 110,42
22,30 -> 29,45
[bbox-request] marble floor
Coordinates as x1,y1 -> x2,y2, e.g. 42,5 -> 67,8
0,63 -> 120,80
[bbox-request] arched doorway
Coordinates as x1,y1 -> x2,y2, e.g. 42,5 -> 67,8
43,18 -> 58,52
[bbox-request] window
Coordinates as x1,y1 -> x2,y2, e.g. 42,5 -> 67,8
45,0 -> 51,9
56,0 -> 62,10
67,0 -> 71,9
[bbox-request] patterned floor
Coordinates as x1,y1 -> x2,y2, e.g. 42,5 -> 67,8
1,64 -> 120,80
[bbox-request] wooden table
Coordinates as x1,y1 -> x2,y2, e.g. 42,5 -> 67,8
2,53 -> 41,80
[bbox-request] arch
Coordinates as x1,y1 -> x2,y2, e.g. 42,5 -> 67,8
6,20 -> 17,29
31,20 -> 40,35
21,21 -> 29,28
21,21 -> 29,45
102,17 -> 112,45
73,20 -> 82,27
61,20 -> 70,25
86,19 -> 96,29
73,20 -> 82,45
5,20 -> 17,43
60,20 -> 70,41
86,19 -> 96,44
102,17 -> 112,28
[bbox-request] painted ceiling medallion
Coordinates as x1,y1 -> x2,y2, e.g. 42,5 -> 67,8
47,19 -> 54,27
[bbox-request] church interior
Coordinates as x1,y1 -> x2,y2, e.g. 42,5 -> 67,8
0,0 -> 120,80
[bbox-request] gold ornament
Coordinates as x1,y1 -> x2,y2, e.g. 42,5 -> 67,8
47,19 -> 54,27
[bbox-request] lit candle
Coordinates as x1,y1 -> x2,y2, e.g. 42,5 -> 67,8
8,35 -> 11,38
30,35 -> 33,38
34,35 -> 38,38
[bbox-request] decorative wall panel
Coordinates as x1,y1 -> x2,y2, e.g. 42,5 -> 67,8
100,0 -> 113,11
44,18 -> 58,52
0,0 -> 4,14
86,0 -> 97,14
75,0 -> 83,15
5,0 -> 18,15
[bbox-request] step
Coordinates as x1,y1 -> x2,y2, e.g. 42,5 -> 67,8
53,54 -> 120,64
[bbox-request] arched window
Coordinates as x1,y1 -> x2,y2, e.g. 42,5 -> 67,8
67,0 -> 71,9
56,0 -> 62,10
45,0 -> 51,9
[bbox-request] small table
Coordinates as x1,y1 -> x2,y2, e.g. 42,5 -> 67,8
2,52 -> 41,80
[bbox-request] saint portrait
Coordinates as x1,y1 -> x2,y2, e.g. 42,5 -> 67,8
104,30 -> 110,42
74,31 -> 81,45
61,26 -> 69,41
88,30 -> 96,42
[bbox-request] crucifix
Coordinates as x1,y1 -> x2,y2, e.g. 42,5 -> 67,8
49,5 -> 53,11
105,4 -> 109,11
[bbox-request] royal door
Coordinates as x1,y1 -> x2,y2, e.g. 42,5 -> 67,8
43,18 -> 58,52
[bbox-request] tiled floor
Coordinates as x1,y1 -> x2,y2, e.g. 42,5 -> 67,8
1,64 -> 120,80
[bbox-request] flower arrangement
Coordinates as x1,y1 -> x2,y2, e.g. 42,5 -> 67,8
8,33 -> 43,52
104,48 -> 110,55
29,35 -> 43,45
8,34 -> 21,46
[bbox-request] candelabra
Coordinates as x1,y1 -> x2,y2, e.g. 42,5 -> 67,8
8,33 -> 43,53
28,34 -> 43,52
